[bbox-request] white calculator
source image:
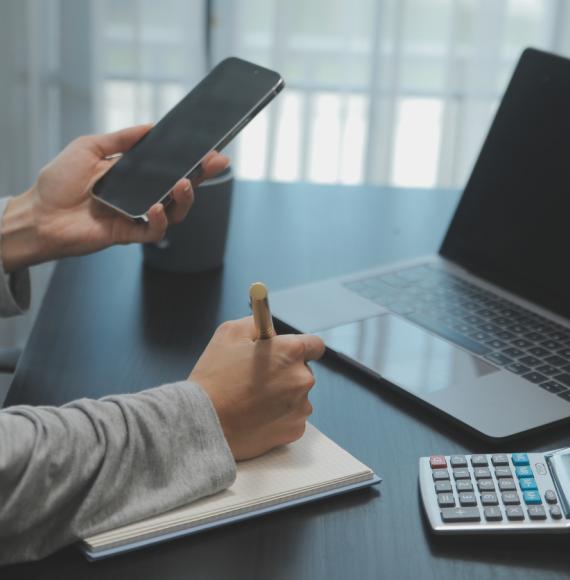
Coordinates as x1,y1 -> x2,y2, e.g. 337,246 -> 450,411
419,448 -> 570,533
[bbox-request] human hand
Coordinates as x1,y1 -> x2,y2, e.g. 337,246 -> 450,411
1,125 -> 229,272
189,316 -> 326,461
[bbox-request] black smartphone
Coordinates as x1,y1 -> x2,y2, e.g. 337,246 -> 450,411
91,57 -> 284,221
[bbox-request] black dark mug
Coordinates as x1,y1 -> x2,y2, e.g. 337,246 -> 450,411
142,166 -> 233,272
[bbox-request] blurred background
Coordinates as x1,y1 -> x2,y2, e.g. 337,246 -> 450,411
1,0 -> 570,396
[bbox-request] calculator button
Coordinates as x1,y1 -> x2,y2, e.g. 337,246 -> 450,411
515,466 -> 533,478
481,492 -> 499,506
474,468 -> 491,479
512,453 -> 529,466
438,493 -> 456,508
501,492 -> 520,505
433,469 -> 450,481
484,506 -> 503,521
495,467 -> 512,479
550,505 -> 563,519
477,479 -> 495,492
534,463 -> 547,476
456,480 -> 474,492
506,506 -> 525,521
527,505 -> 547,520
491,454 -> 509,466
430,455 -> 447,469
519,478 -> 538,491
499,479 -> 516,491
523,490 -> 542,505
440,507 -> 481,523
453,469 -> 471,480
459,492 -> 477,507
434,481 -> 452,494
544,490 -> 558,504
450,455 -> 468,468
471,455 -> 488,467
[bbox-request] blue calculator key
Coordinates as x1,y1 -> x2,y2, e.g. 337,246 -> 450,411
512,453 -> 529,466
523,490 -> 542,505
515,466 -> 533,478
519,478 -> 538,491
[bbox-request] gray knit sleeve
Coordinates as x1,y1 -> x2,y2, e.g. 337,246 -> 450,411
0,197 -> 30,316
0,380 -> 236,565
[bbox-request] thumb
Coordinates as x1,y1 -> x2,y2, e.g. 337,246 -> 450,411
94,123 -> 153,158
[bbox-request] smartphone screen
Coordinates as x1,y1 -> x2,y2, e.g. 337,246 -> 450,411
92,57 -> 283,218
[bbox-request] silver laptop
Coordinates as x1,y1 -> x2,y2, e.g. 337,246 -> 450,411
271,48 -> 570,440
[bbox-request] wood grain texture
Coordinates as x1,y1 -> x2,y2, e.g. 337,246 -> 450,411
4,181 -> 570,579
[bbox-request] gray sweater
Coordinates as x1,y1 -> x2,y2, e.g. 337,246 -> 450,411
0,198 -> 236,565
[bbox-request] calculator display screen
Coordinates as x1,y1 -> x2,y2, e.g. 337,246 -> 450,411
548,449 -> 570,517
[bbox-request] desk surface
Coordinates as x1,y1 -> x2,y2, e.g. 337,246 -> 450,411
5,181 -> 570,579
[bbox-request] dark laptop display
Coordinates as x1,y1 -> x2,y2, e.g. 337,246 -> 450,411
441,48 -> 570,320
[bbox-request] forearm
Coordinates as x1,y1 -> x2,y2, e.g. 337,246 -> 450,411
1,189 -> 46,273
0,381 -> 236,565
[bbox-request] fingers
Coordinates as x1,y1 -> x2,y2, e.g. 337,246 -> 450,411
166,178 -> 194,224
112,203 -> 168,245
93,124 -> 153,158
193,152 -> 230,186
216,316 -> 258,341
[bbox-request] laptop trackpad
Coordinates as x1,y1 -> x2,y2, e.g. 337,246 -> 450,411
318,314 -> 498,398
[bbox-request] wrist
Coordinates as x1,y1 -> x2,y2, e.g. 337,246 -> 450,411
1,188 -> 46,273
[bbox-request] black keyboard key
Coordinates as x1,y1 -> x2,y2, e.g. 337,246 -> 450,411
544,355 -> 568,367
512,338 -> 532,348
405,313 -> 491,356
495,467 -> 512,478
486,339 -> 507,349
553,373 -> 570,387
522,372 -> 548,384
536,365 -> 558,376
496,330 -> 515,340
459,492 -> 477,507
544,490 -> 557,504
550,332 -> 570,342
468,330 -> 490,342
508,324 -> 527,334
558,348 -> 570,358
440,507 -> 481,523
484,506 -> 503,521
520,355 -> 541,367
484,352 -> 513,366
541,339 -> 562,350
506,362 -> 530,375
557,391 -> 570,402
539,381 -> 566,394
525,332 -> 545,342
529,346 -> 550,358
503,347 -> 524,358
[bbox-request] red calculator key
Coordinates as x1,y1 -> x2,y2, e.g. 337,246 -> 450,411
430,455 -> 447,469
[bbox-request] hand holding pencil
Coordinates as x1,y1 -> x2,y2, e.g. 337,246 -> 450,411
189,283 -> 325,461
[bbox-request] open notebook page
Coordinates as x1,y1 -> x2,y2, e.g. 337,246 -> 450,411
85,423 -> 374,551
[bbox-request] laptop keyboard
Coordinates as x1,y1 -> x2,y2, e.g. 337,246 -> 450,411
343,265 -> 570,402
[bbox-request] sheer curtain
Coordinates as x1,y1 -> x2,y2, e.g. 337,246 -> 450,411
95,0 -> 570,189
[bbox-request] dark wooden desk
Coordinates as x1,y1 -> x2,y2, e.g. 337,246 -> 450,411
4,181 -> 570,579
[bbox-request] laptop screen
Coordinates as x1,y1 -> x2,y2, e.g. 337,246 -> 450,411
440,48 -> 570,320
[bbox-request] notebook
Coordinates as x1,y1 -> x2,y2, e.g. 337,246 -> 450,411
81,423 -> 380,560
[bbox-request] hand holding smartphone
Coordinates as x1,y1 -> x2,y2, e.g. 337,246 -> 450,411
92,57 -> 284,221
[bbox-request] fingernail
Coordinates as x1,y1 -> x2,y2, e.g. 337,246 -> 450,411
183,180 -> 191,192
